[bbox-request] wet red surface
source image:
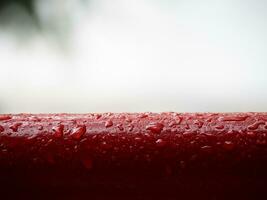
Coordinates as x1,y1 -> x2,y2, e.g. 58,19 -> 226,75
0,113 -> 267,199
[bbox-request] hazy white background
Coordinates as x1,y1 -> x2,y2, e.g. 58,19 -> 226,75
0,0 -> 267,113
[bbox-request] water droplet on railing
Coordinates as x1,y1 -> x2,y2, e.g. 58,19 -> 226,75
247,131 -> 256,137
215,124 -> 224,130
184,123 -> 190,130
201,145 -> 212,153
116,123 -> 124,131
105,120 -> 113,128
0,115 -> 12,121
128,124 -> 134,131
155,138 -> 166,147
70,125 -> 86,140
126,118 -> 132,123
10,123 -> 22,132
194,120 -> 204,128
223,141 -> 235,151
95,114 -> 102,119
0,125 -> 4,133
247,121 -> 265,131
139,113 -> 148,118
52,124 -> 64,138
219,115 -> 249,122
1,149 -> 8,153
169,117 -> 182,127
101,141 -> 112,150
146,122 -> 164,134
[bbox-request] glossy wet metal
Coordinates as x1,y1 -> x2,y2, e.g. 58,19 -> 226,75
0,113 -> 267,199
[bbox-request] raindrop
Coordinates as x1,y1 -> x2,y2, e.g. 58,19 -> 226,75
176,116 -> 183,124
70,125 -> 86,140
28,134 -> 38,140
134,137 -> 142,142
169,117 -> 182,127
247,131 -> 256,137
38,125 -> 43,130
101,141 -> 112,150
0,125 -> 4,133
201,145 -> 212,153
223,141 -> 235,151
220,115 -> 249,122
171,128 -> 178,133
146,122 -> 164,134
247,121 -> 265,131
168,121 -> 177,128
206,117 -> 213,123
0,115 -> 12,121
128,124 -> 134,131
184,123 -> 190,130
105,120 -> 113,128
10,123 -> 22,132
116,124 -> 124,131
80,138 -> 88,144
155,138 -> 166,147
194,120 -> 203,128
52,124 -> 64,138
29,116 -> 41,122
126,118 -> 132,123
139,145 -> 145,150
95,114 -> 102,120
139,113 -> 148,118
1,149 -> 8,153
47,139 -> 54,144
190,140 -> 196,145
106,112 -> 112,117
215,124 -> 224,130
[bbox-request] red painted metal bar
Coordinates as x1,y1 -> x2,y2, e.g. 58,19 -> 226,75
0,113 -> 267,199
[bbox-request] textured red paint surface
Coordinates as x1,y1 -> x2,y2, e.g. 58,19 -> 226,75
0,113 -> 267,199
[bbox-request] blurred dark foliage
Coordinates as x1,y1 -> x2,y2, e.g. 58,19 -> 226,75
0,0 -> 35,15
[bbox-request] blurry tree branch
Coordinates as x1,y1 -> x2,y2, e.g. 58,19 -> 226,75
0,0 -> 89,47
0,0 -> 35,15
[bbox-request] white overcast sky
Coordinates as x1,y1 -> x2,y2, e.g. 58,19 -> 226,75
0,0 -> 267,113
